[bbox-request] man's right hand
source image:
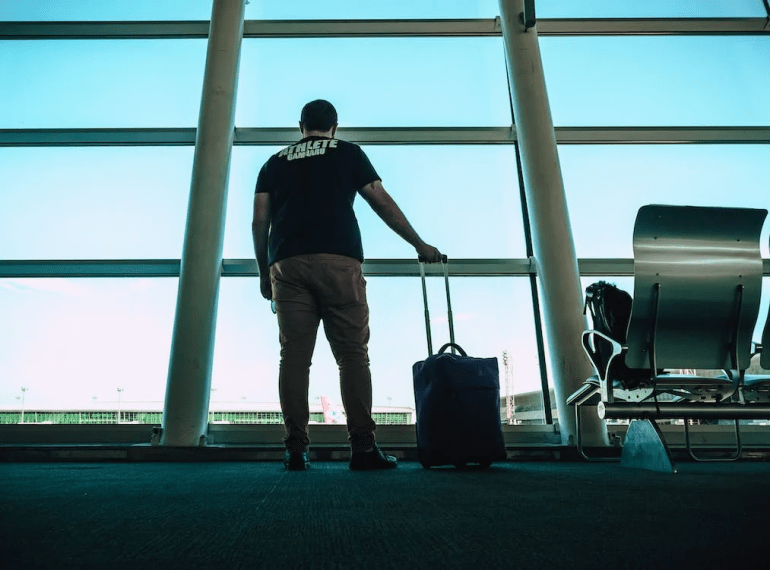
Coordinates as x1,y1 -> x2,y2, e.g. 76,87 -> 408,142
260,274 -> 272,301
417,243 -> 443,263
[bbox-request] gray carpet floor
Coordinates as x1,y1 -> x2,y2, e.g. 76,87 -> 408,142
1,460 -> 769,569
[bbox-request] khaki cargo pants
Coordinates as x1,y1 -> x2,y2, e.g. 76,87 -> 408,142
270,253 -> 376,453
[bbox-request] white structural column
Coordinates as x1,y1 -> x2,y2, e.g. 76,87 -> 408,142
499,0 -> 608,446
162,0 -> 246,446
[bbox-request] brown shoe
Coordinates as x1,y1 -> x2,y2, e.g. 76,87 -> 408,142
349,444 -> 398,470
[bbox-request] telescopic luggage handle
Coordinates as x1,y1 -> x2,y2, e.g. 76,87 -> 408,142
418,254 -> 455,356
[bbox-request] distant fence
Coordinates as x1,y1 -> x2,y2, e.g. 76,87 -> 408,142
0,410 -> 414,425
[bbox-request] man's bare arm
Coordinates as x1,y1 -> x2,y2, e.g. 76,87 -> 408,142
359,180 -> 442,262
252,193 -> 272,300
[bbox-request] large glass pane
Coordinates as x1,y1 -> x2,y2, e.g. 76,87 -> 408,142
211,277 -> 279,404
213,275 -> 543,423
223,146 -> 278,260
0,148 -> 193,260
360,146 -> 525,258
560,145 -> 770,259
537,0 -> 765,18
0,40 -> 206,128
236,38 -> 510,127
0,0 -> 214,21
248,0 -> 500,19
541,36 -> 770,127
0,0 -> 501,21
0,278 -> 177,411
8,0 -> 760,21
225,145 -> 526,260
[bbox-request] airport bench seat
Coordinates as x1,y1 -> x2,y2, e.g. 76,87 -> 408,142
568,204 -> 770,472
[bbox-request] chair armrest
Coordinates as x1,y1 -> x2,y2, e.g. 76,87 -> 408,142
581,329 -> 623,402
581,329 -> 623,381
566,379 -> 602,407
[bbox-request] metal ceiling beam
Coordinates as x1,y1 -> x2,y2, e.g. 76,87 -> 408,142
0,128 -> 198,146
223,259 -> 536,277
0,258 -> 535,278
236,127 -> 517,145
555,127 -> 770,145
0,19 -> 500,39
3,127 -> 770,147
0,20 -> 210,39
2,259 -> 769,279
0,260 -> 182,278
538,18 -> 769,36
0,127 -> 515,146
1,18 -> 767,40
243,19 -> 504,37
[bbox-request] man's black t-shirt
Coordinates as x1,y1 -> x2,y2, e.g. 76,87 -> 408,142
256,136 -> 380,266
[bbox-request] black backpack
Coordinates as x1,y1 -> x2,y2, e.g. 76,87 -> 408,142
583,281 -> 650,389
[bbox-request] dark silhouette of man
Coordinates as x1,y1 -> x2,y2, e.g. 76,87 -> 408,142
252,99 -> 442,470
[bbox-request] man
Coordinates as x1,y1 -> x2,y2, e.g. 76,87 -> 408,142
252,99 -> 442,471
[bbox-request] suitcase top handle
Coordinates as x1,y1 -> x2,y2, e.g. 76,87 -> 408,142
437,343 -> 467,357
418,254 -> 448,263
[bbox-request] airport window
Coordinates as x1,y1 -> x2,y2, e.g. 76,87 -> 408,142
0,278 -> 178,410
0,0 -> 502,21
0,148 -> 194,260
535,0 -> 766,18
561,145 -> 770,259
0,0 -> 216,21
0,3 -> 767,441
244,0 -> 500,20
541,36 -> 770,127
0,40 -> 206,129
224,146 -> 526,260
214,276 -> 543,422
236,38 -> 510,128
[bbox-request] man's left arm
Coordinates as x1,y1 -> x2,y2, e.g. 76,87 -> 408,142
252,192 -> 272,300
359,179 -> 441,263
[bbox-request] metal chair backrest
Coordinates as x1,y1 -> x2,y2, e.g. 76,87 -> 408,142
762,237 -> 770,370
625,205 -> 767,372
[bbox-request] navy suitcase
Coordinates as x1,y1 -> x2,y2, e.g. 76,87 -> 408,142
412,257 -> 507,469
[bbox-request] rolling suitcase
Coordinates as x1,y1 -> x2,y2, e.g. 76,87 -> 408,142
412,256 -> 507,469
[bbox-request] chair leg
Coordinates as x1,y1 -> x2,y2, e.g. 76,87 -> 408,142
684,419 -> 742,462
575,403 -> 618,462
621,419 -> 677,473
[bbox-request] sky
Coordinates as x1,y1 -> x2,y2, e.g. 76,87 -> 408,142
1,0 -> 769,416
